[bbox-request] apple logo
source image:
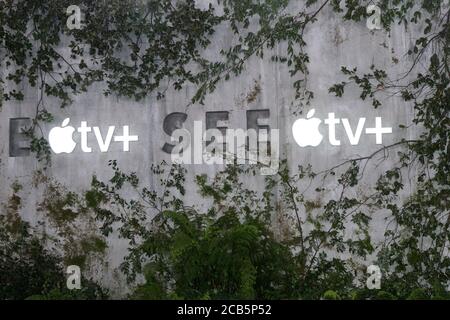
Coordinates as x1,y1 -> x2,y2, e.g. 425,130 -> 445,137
48,118 -> 77,154
292,109 -> 323,147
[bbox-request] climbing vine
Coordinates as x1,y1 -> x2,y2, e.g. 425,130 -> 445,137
0,0 -> 449,299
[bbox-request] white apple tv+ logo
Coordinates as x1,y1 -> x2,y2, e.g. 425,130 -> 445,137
292,109 -> 323,147
48,118 -> 76,154
292,109 -> 392,147
48,118 -> 139,154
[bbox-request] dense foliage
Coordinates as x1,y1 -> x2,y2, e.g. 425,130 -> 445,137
0,0 -> 448,299
0,199 -> 106,299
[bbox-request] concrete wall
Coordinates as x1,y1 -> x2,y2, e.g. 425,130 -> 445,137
0,1 -> 423,295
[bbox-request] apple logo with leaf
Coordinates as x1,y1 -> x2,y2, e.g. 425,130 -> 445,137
292,109 -> 323,147
48,118 -> 77,154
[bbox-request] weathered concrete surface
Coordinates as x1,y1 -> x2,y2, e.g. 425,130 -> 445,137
0,1 -> 423,296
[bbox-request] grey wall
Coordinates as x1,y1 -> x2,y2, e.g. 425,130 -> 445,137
0,1 -> 423,296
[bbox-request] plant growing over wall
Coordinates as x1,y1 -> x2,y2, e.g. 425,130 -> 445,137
327,0 -> 449,299
86,160 -> 449,299
0,183 -> 107,299
0,0 -> 448,299
34,175 -> 110,276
